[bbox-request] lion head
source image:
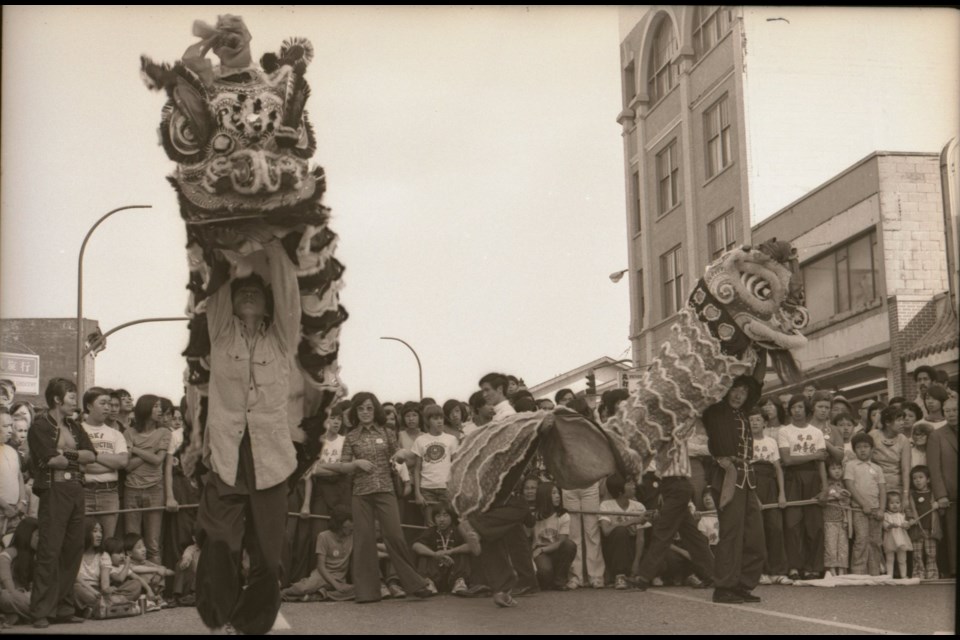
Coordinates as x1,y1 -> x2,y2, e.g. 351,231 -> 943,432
699,239 -> 808,351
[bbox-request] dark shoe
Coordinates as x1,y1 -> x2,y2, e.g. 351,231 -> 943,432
492,592 -> 517,608
802,571 -> 821,581
52,615 -> 86,624
629,576 -> 650,591
412,585 -> 438,599
734,587 -> 761,603
511,585 -> 539,597
712,588 -> 744,604
462,584 -> 492,598
33,618 -> 50,629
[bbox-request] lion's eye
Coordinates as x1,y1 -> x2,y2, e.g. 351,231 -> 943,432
741,273 -> 772,301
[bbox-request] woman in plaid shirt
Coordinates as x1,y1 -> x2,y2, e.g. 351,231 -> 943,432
335,393 -> 434,603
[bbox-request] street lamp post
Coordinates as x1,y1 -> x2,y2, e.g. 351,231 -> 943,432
82,317 -> 189,358
380,336 -> 423,400
77,204 -> 152,391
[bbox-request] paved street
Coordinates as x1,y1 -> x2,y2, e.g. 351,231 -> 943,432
11,582 -> 955,635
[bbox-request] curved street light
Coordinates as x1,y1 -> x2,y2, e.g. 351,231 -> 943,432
76,204 -> 152,391
380,336 -> 423,400
82,316 -> 189,358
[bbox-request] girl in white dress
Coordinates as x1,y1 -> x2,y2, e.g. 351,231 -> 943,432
882,491 -> 911,578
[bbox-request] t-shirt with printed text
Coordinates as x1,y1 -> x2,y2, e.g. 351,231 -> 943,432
83,422 -> 128,483
777,424 -> 826,458
752,435 -> 781,464
412,432 -> 459,489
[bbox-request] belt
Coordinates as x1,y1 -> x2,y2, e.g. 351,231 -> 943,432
51,469 -> 83,483
85,480 -> 119,490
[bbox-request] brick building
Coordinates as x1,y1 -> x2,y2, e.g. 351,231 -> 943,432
752,151 -> 955,402
0,318 -> 100,408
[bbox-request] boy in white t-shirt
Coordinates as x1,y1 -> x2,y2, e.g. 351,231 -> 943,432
748,408 -> 792,585
598,474 -> 650,589
81,387 -> 130,540
413,405 -> 459,527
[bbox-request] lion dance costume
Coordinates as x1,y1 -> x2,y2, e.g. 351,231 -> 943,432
450,240 -> 810,519
141,17 -> 347,475
141,16 -> 346,633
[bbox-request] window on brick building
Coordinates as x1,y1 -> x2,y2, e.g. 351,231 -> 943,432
656,140 -> 680,215
661,245 -> 684,319
704,95 -> 732,179
708,211 -> 736,260
648,19 -> 679,103
693,6 -> 732,61
801,230 -> 880,325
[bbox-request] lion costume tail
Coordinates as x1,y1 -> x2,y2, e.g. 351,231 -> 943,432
448,407 -> 642,519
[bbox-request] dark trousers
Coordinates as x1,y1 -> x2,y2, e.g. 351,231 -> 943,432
31,482 -> 85,620
533,538 -> 577,590
938,502 -> 956,578
352,492 -> 427,602
783,465 -> 824,573
709,473 -> 766,590
635,476 -> 714,583
754,463 -> 788,575
468,497 -> 533,593
416,554 -> 471,592
195,435 -> 288,635
602,526 -> 638,577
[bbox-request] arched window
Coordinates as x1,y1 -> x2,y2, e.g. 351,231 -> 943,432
648,19 -> 678,103
693,6 -> 732,60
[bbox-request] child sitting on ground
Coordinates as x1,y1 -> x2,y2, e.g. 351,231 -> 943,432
694,490 -> 720,549
532,482 -> 577,591
598,474 -> 649,590
74,522 -> 114,616
281,507 -> 355,602
124,532 -> 173,609
172,533 -> 201,606
103,537 -> 143,602
413,405 -> 459,527
411,502 -> 471,594
843,432 -> 886,576
905,465 -> 940,579
822,460 -> 851,576
882,491 -> 912,578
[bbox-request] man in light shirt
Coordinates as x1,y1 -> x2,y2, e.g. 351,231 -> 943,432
480,373 -> 515,422
80,387 -> 129,539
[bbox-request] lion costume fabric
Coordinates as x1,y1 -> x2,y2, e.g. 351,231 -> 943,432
449,240 -> 810,519
141,16 -> 347,476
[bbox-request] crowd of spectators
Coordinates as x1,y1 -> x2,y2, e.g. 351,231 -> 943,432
0,365 -> 956,626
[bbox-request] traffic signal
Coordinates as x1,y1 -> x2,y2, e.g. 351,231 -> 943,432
585,371 -> 597,395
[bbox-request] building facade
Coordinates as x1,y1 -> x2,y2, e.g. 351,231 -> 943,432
617,7 -> 958,401
0,318 -> 100,407
618,7 -> 751,368
753,152 -> 955,403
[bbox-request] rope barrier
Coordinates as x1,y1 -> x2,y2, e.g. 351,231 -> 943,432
87,504 -> 199,517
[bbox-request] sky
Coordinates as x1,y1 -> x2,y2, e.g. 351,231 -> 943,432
740,6 -> 960,224
2,7 -> 958,407
1,6 -> 632,404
